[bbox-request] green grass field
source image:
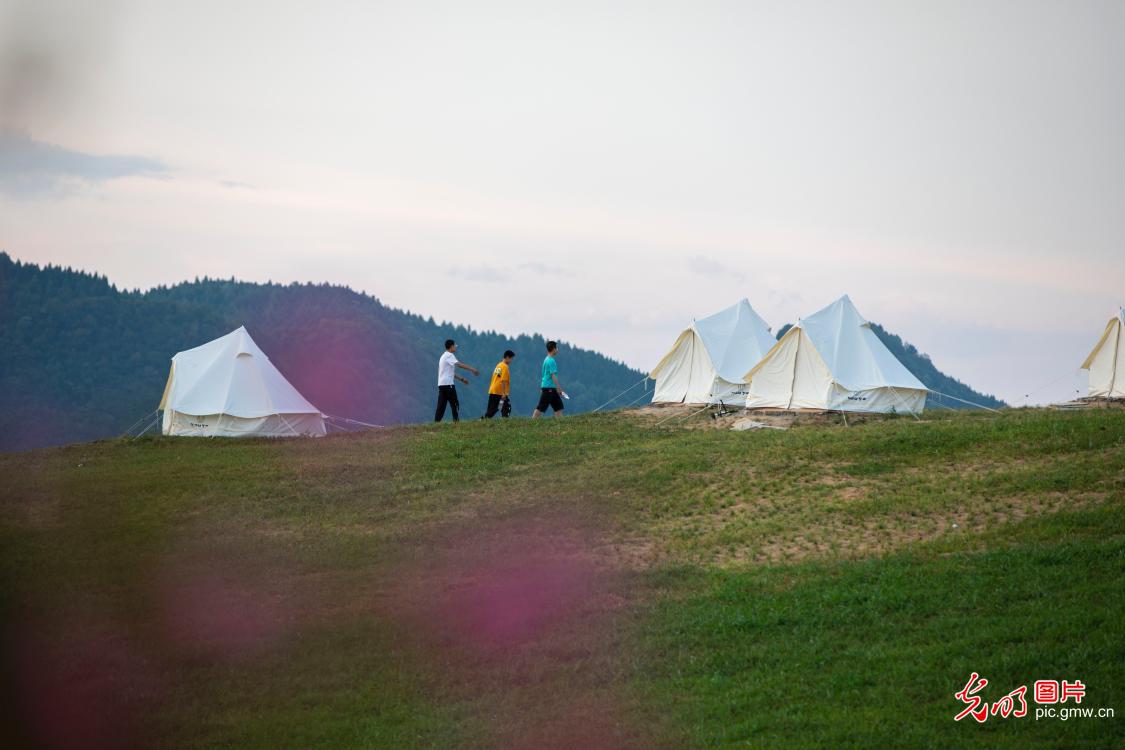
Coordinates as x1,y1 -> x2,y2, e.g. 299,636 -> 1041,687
1,408 -> 1122,748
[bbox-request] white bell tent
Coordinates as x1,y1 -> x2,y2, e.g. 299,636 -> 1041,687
743,295 -> 927,414
1081,308 -> 1124,398
650,299 -> 776,404
158,326 -> 326,437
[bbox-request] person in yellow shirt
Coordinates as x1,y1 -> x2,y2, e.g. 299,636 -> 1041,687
482,350 -> 515,419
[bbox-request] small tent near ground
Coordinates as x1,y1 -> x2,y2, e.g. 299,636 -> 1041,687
743,295 -> 927,414
1081,308 -> 1124,399
158,326 -> 326,437
650,299 -> 776,404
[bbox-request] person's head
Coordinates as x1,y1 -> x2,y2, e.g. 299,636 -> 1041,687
445,339 -> 456,353
546,340 -> 558,356
503,349 -> 515,363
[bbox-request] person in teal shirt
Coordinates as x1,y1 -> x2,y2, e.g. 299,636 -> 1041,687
533,340 -> 567,417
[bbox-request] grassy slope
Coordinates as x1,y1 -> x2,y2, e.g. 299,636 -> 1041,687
0,409 -> 1122,748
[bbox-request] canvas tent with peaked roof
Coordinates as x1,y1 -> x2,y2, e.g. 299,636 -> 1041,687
742,295 -> 927,414
159,326 -> 326,437
650,299 -> 776,404
1081,308 -> 1125,399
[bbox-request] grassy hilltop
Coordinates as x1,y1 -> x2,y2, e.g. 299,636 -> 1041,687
1,409 -> 1122,748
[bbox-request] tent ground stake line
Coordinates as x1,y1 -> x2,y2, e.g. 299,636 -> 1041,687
1011,368 -> 1081,406
592,376 -> 650,413
131,413 -> 161,440
621,389 -> 653,409
927,389 -> 1002,413
121,409 -> 158,438
324,414 -> 384,428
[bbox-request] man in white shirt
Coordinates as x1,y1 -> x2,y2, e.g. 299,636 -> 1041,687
435,339 -> 479,422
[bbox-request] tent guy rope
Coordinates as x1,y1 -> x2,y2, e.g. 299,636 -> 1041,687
130,412 -> 162,440
1009,368 -> 1081,406
592,376 -> 650,412
622,388 -> 655,409
121,409 -> 158,438
927,389 -> 1002,413
323,414 -> 384,430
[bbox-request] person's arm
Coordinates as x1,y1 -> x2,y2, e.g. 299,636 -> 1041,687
551,372 -> 567,398
456,361 -> 479,376
503,367 -> 510,396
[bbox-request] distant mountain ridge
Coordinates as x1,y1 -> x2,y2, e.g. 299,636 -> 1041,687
0,253 -> 645,451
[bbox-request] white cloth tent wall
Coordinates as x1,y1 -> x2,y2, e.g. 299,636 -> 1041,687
158,326 -> 326,437
649,299 -> 776,404
743,295 -> 927,414
1081,308 -> 1125,398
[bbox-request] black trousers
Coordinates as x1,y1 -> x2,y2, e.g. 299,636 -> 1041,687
483,394 -> 509,419
435,385 -> 459,422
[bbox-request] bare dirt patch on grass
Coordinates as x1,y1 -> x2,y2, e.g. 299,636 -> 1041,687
621,403 -> 916,432
624,404 -> 798,430
808,471 -> 868,502
674,491 -> 1110,567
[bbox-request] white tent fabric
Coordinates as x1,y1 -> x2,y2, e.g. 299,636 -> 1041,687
743,295 -> 927,414
158,326 -> 326,437
1081,308 -> 1125,398
650,299 -> 776,404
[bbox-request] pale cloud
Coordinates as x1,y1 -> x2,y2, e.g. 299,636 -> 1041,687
0,130 -> 167,197
765,286 -> 804,310
687,255 -> 746,282
447,266 -> 510,283
217,179 -> 255,190
518,261 -> 574,277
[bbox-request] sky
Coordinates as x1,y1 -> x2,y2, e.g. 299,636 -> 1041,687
1,0 -> 1123,405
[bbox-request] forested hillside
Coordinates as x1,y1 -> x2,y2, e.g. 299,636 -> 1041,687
0,253 -> 644,451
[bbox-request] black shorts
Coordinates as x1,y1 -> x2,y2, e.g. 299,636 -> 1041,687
536,388 -> 564,413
